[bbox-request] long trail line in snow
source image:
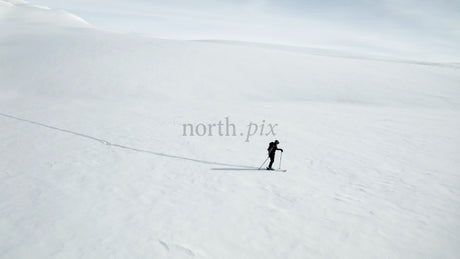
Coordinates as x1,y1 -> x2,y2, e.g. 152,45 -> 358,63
0,112 -> 256,169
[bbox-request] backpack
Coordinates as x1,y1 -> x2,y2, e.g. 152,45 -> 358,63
267,142 -> 275,152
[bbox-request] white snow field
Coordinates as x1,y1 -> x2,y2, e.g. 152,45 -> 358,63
1,1 -> 460,258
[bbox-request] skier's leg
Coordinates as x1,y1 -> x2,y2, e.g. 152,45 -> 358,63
268,155 -> 275,169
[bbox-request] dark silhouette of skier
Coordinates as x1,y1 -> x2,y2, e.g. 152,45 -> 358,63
267,140 -> 283,170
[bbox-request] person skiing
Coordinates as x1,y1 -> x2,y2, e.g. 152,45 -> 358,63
267,140 -> 283,170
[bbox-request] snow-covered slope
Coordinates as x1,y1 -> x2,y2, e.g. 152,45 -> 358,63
0,0 -> 89,26
1,1 -> 460,258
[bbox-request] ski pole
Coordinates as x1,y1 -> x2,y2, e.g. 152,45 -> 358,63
279,152 -> 283,169
258,156 -> 270,170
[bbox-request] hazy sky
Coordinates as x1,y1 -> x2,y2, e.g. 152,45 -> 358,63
28,0 -> 460,61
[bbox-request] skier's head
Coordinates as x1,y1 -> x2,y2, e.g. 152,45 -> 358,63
274,140 -> 279,144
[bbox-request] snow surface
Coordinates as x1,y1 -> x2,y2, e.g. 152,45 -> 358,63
1,1 -> 460,258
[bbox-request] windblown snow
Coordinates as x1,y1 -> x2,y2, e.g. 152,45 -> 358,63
1,1 -> 459,258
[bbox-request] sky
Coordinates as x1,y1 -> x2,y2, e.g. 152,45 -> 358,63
27,0 -> 460,61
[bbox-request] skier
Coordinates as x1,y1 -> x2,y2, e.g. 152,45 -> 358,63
267,140 -> 283,170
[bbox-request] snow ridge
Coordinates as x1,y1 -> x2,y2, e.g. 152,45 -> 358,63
0,0 -> 90,27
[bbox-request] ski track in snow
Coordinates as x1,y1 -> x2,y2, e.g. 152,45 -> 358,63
0,112 -> 255,169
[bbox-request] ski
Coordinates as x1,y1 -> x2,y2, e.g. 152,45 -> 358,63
263,169 -> 287,172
